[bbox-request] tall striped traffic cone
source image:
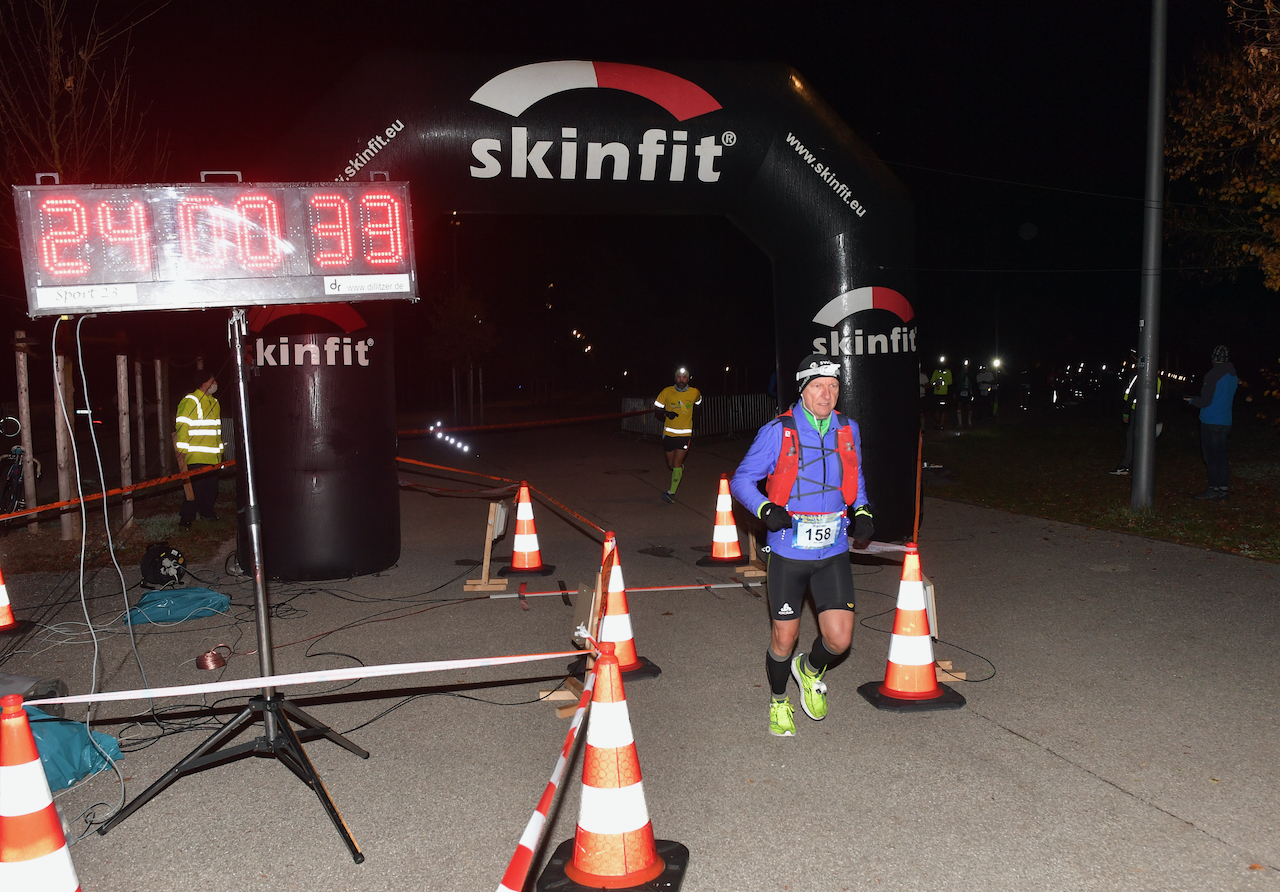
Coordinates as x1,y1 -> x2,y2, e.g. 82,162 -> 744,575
500,482 -> 555,576
598,533 -> 660,679
0,696 -> 80,891
0,566 -> 29,635
536,644 -> 689,892
858,544 -> 964,711
696,474 -> 742,566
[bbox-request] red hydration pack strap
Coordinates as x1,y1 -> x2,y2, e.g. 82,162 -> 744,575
764,409 -> 859,508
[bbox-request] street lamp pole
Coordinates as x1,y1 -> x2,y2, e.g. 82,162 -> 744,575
1132,0 -> 1167,510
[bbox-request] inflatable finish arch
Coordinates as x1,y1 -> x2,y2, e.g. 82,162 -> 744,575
273,56 -> 920,540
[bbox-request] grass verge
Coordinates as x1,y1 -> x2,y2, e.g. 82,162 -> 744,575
921,405 -> 1280,562
0,477 -> 237,575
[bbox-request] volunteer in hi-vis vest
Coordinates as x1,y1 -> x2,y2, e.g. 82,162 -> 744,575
174,372 -> 224,529
653,366 -> 702,504
730,355 -> 874,738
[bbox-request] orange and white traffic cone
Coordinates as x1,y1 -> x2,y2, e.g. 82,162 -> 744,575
500,482 -> 555,576
0,695 -> 81,891
858,544 -> 964,711
598,533 -> 660,679
0,566 -> 28,636
536,643 -> 688,892
696,474 -> 742,566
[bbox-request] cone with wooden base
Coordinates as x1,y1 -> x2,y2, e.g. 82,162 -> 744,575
0,566 -> 29,636
537,644 -> 688,892
0,695 -> 81,891
500,482 -> 555,576
598,533 -> 660,679
696,475 -> 742,565
857,543 -> 965,711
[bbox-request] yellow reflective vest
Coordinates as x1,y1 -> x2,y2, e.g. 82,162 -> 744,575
175,388 -> 223,463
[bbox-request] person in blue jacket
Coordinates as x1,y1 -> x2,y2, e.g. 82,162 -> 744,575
1185,344 -> 1239,500
730,355 -> 874,737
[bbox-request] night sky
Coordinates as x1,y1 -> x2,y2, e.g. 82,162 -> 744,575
5,1 -> 1269,406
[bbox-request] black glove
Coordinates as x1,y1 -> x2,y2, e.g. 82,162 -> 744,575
665,409 -> 678,419
654,408 -> 666,422
850,506 -> 874,549
759,502 -> 793,532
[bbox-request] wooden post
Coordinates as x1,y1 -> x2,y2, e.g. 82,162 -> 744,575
14,331 -> 36,533
736,528 -> 767,578
464,502 -> 509,592
116,355 -> 133,526
54,354 -> 78,540
133,358 -> 146,480
155,358 -> 169,473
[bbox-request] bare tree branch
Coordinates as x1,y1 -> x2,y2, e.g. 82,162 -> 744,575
0,0 -> 169,250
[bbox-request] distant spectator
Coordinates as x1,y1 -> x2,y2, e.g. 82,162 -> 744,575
930,359 -> 952,430
975,364 -> 996,423
956,361 -> 974,428
1185,345 -> 1239,500
1111,349 -> 1161,476
918,365 -> 929,428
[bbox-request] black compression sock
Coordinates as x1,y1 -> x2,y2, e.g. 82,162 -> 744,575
806,636 -> 844,674
766,649 -> 791,696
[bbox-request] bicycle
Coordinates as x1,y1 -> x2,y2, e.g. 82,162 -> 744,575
0,446 -> 40,520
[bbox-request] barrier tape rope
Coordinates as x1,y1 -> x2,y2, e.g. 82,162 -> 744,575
496,666 -> 597,892
398,480 -> 519,498
400,409 -> 651,437
24,648 -> 589,708
0,460 -> 234,522
396,457 -> 607,536
396,455 -> 515,485
491,580 -> 764,600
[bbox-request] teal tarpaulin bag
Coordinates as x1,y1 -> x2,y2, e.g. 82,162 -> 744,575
25,706 -> 123,792
125,587 -> 230,625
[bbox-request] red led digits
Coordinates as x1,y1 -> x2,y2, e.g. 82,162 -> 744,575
359,193 -> 405,266
232,195 -> 284,270
309,193 -> 354,267
178,196 -> 230,268
96,201 -> 152,272
38,198 -> 91,275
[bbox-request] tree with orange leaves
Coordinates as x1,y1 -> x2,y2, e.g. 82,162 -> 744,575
1167,1 -> 1280,289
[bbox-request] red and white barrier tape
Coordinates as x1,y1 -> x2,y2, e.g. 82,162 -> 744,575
24,649 -> 589,708
495,667 -> 597,892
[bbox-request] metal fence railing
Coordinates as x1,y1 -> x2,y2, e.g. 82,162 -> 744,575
620,394 -> 778,438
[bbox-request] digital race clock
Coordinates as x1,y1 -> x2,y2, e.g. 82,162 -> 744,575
11,182 -> 418,316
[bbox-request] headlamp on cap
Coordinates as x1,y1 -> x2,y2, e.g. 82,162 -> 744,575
796,355 -> 840,387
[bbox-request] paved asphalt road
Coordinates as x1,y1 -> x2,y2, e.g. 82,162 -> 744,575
1,423 -> 1276,891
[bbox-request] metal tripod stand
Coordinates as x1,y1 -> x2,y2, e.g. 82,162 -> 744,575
98,309 -> 370,863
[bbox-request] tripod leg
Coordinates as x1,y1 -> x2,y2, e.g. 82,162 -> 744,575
269,701 -> 365,864
98,702 -> 259,835
279,698 -> 369,758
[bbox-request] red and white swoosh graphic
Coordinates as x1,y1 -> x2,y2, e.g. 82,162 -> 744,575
470,61 -> 722,121
812,287 -> 914,326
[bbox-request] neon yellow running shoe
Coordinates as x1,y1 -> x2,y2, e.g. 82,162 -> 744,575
769,697 -> 796,737
791,653 -> 828,720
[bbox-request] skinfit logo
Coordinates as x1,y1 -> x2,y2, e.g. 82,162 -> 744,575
255,336 -> 375,368
809,286 -> 917,358
468,61 -> 728,183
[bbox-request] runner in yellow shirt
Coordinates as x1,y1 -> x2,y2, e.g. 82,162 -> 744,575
653,367 -> 703,503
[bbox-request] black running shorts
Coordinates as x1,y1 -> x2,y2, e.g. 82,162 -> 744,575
662,435 -> 691,451
766,552 -> 856,621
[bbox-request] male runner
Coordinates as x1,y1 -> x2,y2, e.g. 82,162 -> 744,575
653,367 -> 702,503
730,355 -> 874,737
